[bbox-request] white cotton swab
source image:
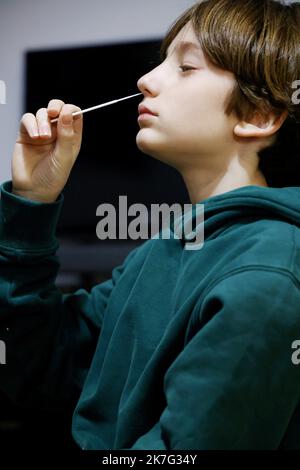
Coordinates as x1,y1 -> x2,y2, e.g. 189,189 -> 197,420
49,92 -> 143,123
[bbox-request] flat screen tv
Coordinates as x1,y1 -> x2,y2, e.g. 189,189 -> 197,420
24,38 -> 190,243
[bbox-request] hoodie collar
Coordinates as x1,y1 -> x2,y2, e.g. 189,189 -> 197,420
170,185 -> 300,247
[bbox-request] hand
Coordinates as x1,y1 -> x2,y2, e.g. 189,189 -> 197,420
11,99 -> 83,203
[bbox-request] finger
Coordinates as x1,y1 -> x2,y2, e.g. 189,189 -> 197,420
36,107 -> 52,138
59,103 -> 82,123
73,107 -> 83,135
47,98 -> 65,118
19,113 -> 39,138
57,103 -> 82,135
55,104 -> 82,160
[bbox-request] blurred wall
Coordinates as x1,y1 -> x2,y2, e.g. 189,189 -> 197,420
0,0 -> 195,184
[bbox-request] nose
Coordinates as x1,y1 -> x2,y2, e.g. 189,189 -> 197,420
137,68 -> 159,97
137,74 -> 150,96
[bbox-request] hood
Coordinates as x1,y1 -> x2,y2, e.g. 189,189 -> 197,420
169,185 -> 300,249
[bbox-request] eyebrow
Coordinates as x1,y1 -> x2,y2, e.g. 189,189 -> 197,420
166,40 -> 201,57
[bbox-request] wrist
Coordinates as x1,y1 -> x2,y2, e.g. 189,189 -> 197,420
12,188 -> 57,204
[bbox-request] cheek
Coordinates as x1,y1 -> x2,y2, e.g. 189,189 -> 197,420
169,80 -> 220,115
170,82 -> 232,133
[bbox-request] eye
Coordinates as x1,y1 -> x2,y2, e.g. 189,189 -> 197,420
179,65 -> 196,73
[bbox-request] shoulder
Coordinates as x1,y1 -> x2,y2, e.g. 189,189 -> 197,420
215,217 -> 299,278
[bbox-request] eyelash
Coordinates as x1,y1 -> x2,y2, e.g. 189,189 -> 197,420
179,65 -> 196,73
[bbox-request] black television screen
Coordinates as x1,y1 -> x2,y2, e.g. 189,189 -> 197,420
24,38 -> 190,242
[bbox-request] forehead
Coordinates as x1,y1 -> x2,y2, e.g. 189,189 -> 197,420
167,21 -> 199,53
166,23 -> 203,60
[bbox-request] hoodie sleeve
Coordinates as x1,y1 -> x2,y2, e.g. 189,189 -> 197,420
128,268 -> 300,450
0,180 -> 138,413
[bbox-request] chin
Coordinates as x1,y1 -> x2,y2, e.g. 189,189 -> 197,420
136,130 -> 157,156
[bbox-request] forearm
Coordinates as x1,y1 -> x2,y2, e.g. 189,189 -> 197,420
0,181 -> 97,412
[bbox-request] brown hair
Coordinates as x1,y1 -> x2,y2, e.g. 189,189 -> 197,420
159,0 -> 300,187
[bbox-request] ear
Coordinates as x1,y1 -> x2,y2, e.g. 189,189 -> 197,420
234,109 -> 288,138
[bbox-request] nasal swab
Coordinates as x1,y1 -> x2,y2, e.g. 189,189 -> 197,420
50,92 -> 143,123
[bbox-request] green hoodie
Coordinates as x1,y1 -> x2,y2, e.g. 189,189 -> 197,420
1,179 -> 300,450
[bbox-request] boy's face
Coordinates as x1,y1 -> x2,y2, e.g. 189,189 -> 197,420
136,21 -> 239,170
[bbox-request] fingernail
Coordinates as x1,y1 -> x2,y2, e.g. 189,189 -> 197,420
62,115 -> 72,125
41,124 -> 51,135
30,128 -> 39,137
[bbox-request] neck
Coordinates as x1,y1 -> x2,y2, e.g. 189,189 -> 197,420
180,153 -> 269,204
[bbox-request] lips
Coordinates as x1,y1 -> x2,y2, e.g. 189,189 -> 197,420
138,104 -> 157,116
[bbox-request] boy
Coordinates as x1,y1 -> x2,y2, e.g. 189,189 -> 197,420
1,0 -> 300,449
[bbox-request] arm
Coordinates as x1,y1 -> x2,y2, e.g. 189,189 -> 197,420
0,180 -> 138,413
128,268 -> 300,450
